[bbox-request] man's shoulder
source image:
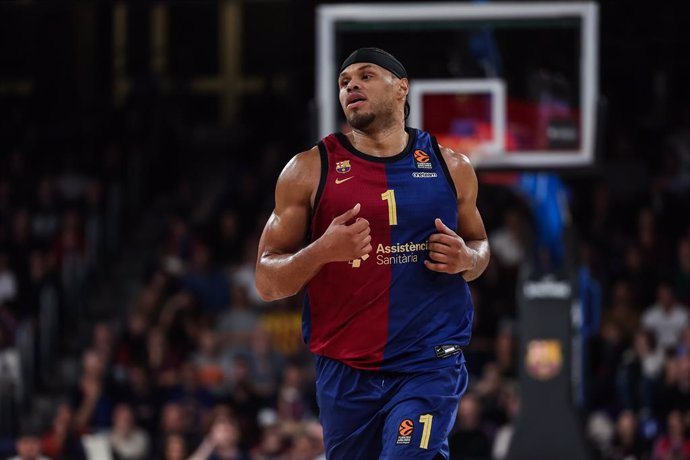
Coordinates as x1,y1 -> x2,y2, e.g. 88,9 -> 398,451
290,145 -> 321,169
277,146 -> 321,190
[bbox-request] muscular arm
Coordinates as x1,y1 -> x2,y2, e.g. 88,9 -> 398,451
426,147 -> 490,282
256,148 -> 372,301
255,148 -> 324,301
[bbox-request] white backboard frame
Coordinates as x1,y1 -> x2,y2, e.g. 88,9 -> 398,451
316,2 -> 599,169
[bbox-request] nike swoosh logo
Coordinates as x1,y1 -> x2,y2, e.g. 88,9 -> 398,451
335,176 -> 354,184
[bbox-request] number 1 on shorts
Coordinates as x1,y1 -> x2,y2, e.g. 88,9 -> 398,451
419,414 -> 433,449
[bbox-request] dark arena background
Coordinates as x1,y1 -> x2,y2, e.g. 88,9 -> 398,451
1,1 -> 690,459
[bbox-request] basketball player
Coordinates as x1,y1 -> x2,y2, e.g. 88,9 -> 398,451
256,48 -> 490,460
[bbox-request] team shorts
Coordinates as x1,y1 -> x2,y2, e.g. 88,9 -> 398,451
315,355 -> 469,460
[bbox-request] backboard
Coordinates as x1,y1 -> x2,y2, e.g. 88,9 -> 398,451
316,2 -> 599,169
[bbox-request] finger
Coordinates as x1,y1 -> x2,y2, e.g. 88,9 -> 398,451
355,224 -> 371,238
428,251 -> 449,263
360,244 -> 373,255
350,218 -> 370,233
435,218 -> 457,237
428,242 -> 452,254
428,234 -> 456,247
333,203 -> 361,224
424,259 -> 451,273
359,235 -> 372,249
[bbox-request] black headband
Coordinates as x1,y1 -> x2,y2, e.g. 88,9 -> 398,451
339,47 -> 408,79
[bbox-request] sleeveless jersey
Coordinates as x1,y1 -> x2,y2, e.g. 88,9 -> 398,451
303,128 -> 473,372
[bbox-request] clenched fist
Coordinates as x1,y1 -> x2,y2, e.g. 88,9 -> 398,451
316,203 -> 373,263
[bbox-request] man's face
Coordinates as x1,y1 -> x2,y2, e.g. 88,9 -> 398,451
17,436 -> 41,460
338,63 -> 407,131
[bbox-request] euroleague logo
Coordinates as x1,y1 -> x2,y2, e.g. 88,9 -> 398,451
396,419 -> 414,445
414,150 -> 433,169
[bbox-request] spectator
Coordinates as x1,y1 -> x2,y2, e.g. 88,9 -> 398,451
187,413 -> 250,460
287,426 -> 323,460
661,355 -> 690,415
118,365 -> 161,437
106,404 -> 150,460
114,311 -> 149,371
642,282 -> 689,351
488,207 -> 527,269
448,392 -> 492,460
251,425 -> 286,460
52,210 -> 87,323
473,362 -> 505,427
216,285 -> 260,349
10,428 -> 51,460
494,322 -> 517,379
181,243 -> 230,315
652,410 -> 690,460
620,244 -> 658,309
165,362 -> 216,436
586,412 -> 615,460
304,420 -> 326,460
160,433 -> 187,460
192,328 -> 233,396
617,329 -> 665,413
225,355 -> 262,449
491,383 -> 520,460
589,321 -> 627,411
146,327 -> 182,388
41,403 -> 86,460
244,326 -> 284,402
156,291 -> 198,353
162,215 -> 196,268
610,410 -> 646,460
276,362 -> 311,425
155,403 -> 198,457
603,280 -> 641,343
72,349 -> 114,431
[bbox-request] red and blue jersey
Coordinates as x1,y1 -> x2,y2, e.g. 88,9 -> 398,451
303,128 -> 474,372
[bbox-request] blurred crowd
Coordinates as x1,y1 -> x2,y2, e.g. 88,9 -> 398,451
1,119 -> 690,460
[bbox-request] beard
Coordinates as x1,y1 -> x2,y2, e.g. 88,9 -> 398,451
347,111 -> 376,130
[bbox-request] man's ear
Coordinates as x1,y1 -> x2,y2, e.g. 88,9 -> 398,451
398,78 -> 409,101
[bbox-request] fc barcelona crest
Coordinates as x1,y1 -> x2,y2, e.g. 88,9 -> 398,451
526,339 -> 562,381
336,160 -> 351,174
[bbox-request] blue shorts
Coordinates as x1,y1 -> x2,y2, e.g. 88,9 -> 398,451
315,355 -> 469,460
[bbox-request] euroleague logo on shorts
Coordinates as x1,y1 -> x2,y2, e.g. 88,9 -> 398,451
396,419 -> 414,445
414,150 -> 433,169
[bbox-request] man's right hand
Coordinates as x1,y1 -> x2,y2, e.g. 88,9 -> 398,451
316,203 -> 373,263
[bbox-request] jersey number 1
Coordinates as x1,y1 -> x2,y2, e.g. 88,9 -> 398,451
419,414 -> 433,449
381,189 -> 398,226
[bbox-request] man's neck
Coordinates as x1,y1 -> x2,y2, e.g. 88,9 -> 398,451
349,123 -> 408,157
